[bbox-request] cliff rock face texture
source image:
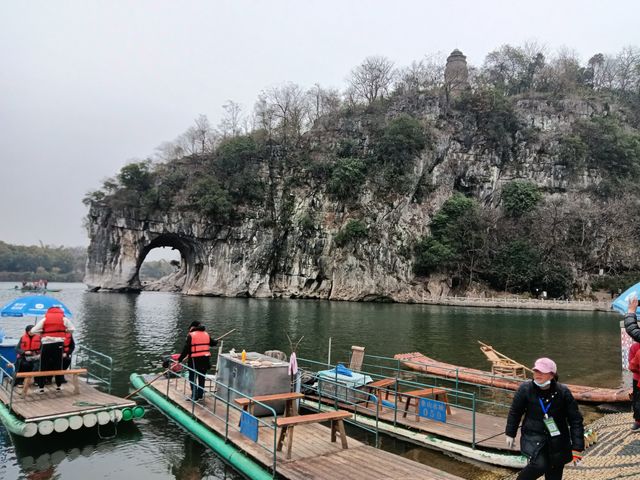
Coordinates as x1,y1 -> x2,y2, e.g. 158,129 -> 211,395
84,96 -> 609,300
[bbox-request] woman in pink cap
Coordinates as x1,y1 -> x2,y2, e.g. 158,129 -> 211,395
505,357 -> 584,479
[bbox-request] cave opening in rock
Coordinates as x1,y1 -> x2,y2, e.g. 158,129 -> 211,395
136,234 -> 196,292
139,247 -> 181,283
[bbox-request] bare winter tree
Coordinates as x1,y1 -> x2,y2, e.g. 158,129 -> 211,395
396,53 -> 445,94
348,55 -> 396,104
307,83 -> 342,123
218,100 -> 244,138
614,46 -> 640,92
254,83 -> 311,142
193,114 -> 215,154
154,141 -> 184,162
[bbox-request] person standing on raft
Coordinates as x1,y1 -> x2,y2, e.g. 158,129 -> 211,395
177,321 -> 217,401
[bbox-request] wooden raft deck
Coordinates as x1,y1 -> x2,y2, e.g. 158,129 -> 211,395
0,381 -> 135,421
304,394 -> 520,452
154,378 -> 463,480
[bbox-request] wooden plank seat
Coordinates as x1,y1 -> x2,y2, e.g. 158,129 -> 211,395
400,387 -> 452,421
234,392 -> 305,420
17,368 -> 87,398
363,377 -> 397,407
276,410 -> 352,459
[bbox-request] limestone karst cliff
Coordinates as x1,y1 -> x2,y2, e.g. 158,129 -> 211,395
84,88 -> 640,300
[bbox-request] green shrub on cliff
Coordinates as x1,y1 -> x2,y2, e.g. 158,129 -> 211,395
501,181 -> 542,217
188,177 -> 233,222
334,219 -> 368,247
328,157 -> 366,200
373,115 -> 429,190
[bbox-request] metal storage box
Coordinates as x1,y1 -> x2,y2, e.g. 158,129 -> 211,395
216,352 -> 290,416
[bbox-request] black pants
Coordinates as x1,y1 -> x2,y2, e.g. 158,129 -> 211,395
188,356 -> 210,400
15,357 -> 38,385
633,380 -> 640,422
37,343 -> 64,388
517,446 -> 565,480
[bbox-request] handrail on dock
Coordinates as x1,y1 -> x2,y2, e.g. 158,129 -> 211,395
167,360 -> 280,477
74,344 -> 113,393
299,352 -> 518,450
0,353 -> 14,404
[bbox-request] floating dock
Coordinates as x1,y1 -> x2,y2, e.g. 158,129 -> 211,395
0,380 -> 137,437
131,373 -> 464,479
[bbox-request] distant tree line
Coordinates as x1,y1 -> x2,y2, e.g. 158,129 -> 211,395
0,241 -> 86,282
84,42 -> 640,298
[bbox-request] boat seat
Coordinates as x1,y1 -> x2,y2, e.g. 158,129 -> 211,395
276,410 -> 352,459
17,368 -> 87,398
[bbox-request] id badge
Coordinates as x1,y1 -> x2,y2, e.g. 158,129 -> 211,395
543,416 -> 561,437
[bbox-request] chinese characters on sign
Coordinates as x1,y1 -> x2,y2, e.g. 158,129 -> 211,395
418,398 -> 447,423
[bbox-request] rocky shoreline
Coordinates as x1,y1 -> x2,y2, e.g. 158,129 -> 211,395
421,296 -> 614,313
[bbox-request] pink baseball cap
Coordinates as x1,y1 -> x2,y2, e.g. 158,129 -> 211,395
533,357 -> 557,374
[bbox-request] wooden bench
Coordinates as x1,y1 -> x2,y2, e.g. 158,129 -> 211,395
276,410 -> 352,459
363,377 -> 398,407
400,387 -> 451,421
234,392 -> 305,420
17,369 -> 87,398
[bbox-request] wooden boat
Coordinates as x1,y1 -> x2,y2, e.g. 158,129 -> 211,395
0,344 -> 139,437
395,352 -> 631,404
15,286 -> 62,293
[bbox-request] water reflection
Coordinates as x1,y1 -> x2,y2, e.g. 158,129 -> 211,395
0,283 -> 624,480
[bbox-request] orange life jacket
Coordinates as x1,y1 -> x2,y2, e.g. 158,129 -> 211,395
189,330 -> 211,358
19,333 -> 41,355
42,307 -> 67,339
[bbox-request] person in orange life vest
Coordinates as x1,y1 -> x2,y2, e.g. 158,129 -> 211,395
31,306 -> 75,391
14,325 -> 41,385
628,342 -> 640,431
177,321 -> 217,401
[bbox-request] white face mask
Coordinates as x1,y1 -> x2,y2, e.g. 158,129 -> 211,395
534,379 -> 551,388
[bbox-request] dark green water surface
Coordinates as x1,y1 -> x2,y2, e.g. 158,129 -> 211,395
0,283 -> 623,479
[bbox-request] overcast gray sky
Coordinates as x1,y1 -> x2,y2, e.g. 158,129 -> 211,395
1,0 -> 638,249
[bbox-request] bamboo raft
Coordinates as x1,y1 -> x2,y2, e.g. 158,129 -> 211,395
395,352 -> 631,403
0,378 -> 137,437
136,374 -> 463,480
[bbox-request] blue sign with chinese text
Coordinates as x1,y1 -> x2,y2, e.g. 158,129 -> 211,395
240,411 -> 259,441
418,398 -> 447,423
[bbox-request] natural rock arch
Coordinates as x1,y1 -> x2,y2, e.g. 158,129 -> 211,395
84,208 -> 208,293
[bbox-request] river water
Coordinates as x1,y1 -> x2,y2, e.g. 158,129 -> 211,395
0,283 -> 623,479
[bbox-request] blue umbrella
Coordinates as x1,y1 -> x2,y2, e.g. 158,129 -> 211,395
0,295 -> 72,318
612,282 -> 640,315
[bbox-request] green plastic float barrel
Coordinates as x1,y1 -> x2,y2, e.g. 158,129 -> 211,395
122,408 -> 133,421
130,373 -> 273,480
132,406 -> 145,418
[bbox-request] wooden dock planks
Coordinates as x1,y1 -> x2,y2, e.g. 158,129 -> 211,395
155,377 -> 464,480
0,381 -> 135,421
307,393 -> 520,452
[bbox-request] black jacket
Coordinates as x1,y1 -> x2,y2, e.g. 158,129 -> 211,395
177,326 -> 218,363
506,380 -> 584,466
625,313 -> 640,342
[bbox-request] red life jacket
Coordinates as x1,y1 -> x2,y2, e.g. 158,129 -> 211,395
63,332 -> 73,354
19,333 -> 41,356
42,307 -> 67,339
189,330 -> 211,358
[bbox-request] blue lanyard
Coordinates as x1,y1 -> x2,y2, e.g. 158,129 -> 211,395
539,397 -> 552,417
